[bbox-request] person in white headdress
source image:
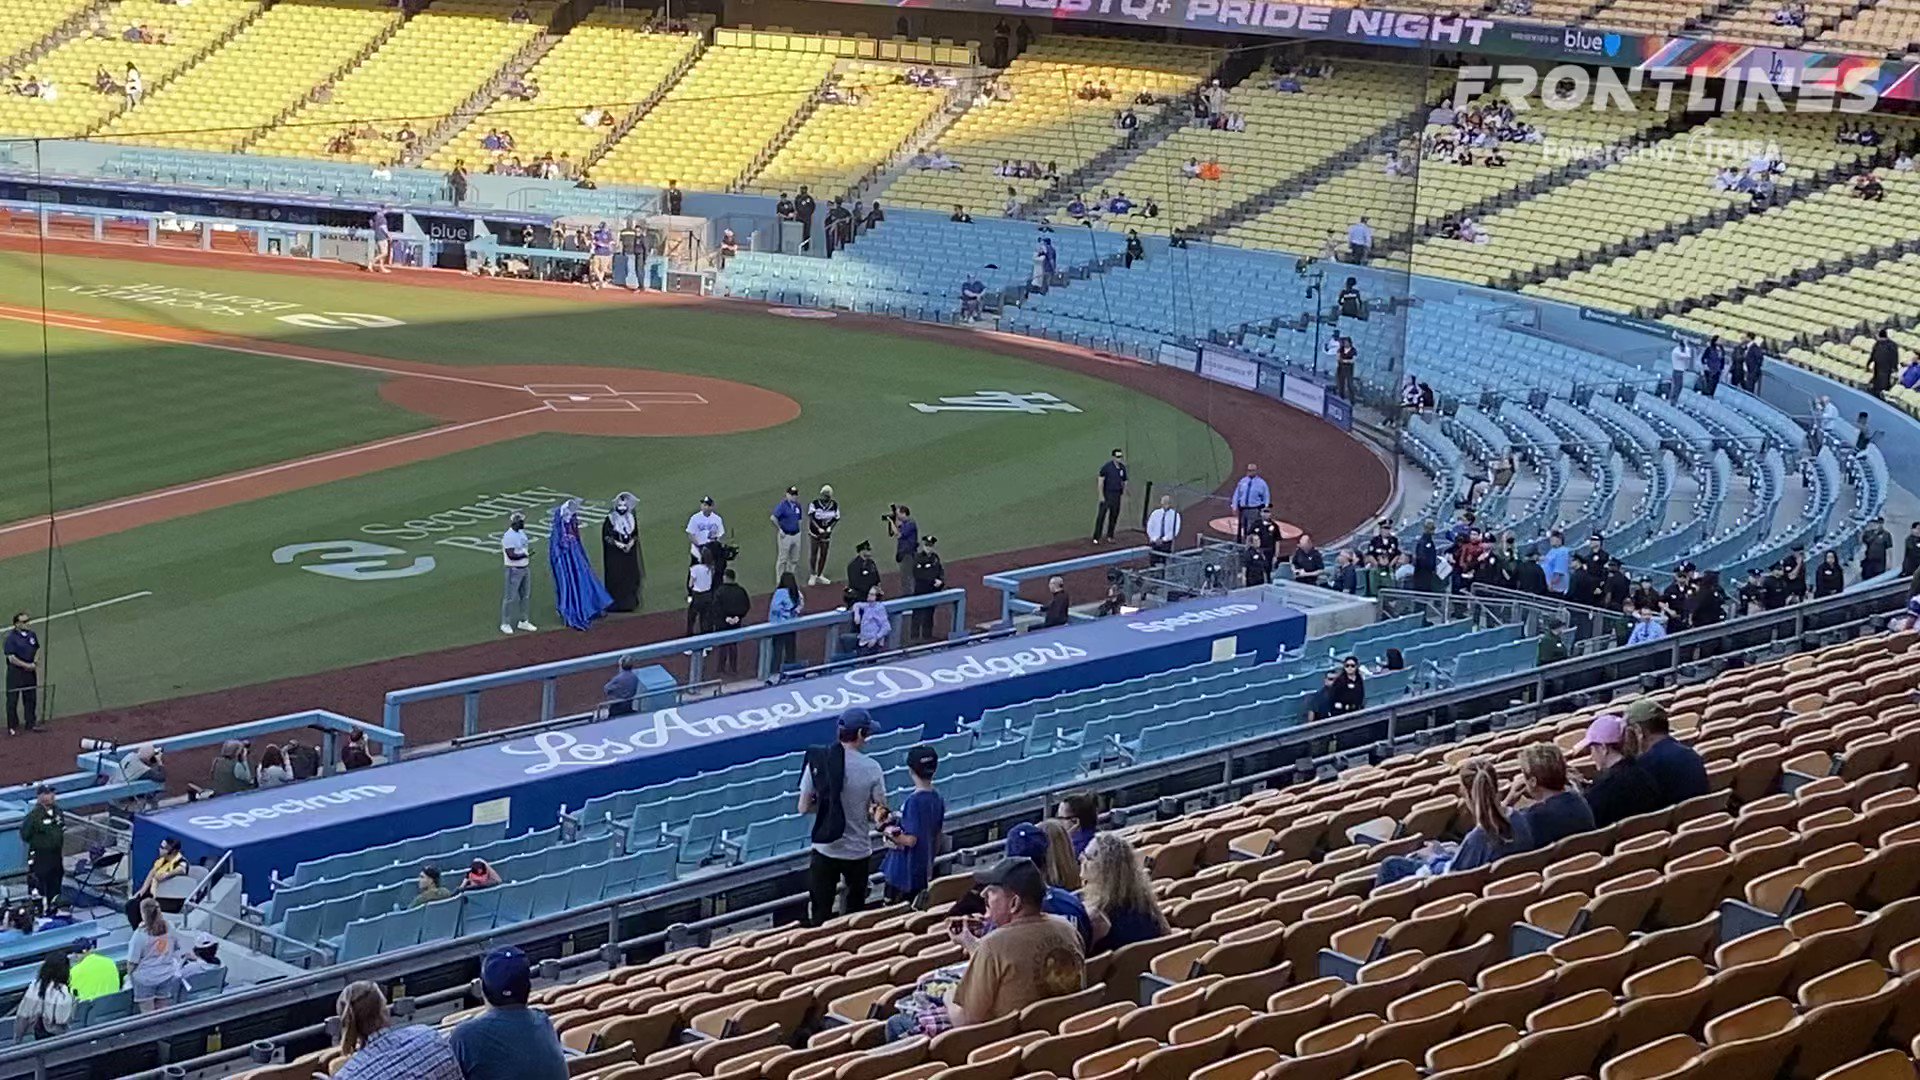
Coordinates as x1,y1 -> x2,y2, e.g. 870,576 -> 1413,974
601,492 -> 642,612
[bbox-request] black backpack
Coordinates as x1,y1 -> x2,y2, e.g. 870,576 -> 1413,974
805,743 -> 847,845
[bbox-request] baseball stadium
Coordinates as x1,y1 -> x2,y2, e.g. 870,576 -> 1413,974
0,0 -> 1917,1076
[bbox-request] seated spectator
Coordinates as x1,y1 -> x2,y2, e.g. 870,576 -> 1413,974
852,585 -> 891,651
210,740 -> 252,794
481,129 -> 504,152
941,858 -> 1084,1028
1066,194 -> 1089,219
178,934 -> 222,982
1573,714 -> 1665,828
341,730 -> 374,770
334,981 -> 461,1080
411,866 -> 452,908
1197,160 -> 1222,181
1181,157 -> 1200,179
1379,756 -> 1528,884
1625,699 -> 1708,803
1140,197 -> 1159,218
0,906 -> 32,943
12,954 -> 74,1042
1855,173 -> 1885,201
1003,823 -> 1093,948
462,858 -> 502,891
1043,160 -> 1058,180
1055,793 -> 1098,858
1107,191 -> 1132,215
1896,152 -> 1915,173
578,105 -> 605,127
950,205 -> 972,224
1626,608 -> 1666,645
1485,147 -> 1507,167
1274,73 -> 1303,93
911,147 -> 951,169
1038,819 -> 1081,890
509,1 -> 530,22
1507,742 -> 1594,846
449,947 -> 568,1080
1078,832 -> 1167,953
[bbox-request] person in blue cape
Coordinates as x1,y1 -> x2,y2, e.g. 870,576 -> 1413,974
549,498 -> 612,630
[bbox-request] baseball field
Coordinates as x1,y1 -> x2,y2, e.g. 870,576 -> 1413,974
0,241 -> 1273,719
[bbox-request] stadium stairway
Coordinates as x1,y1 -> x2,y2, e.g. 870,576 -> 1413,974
402,23 -> 562,167
0,0 -> 109,73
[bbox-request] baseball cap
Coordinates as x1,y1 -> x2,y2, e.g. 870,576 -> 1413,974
700,495 -> 714,506
1004,822 -> 1049,862
1625,699 -> 1667,727
905,745 -> 938,776
973,856 -> 1046,904
786,486 -> 799,496
195,933 -> 217,950
1573,714 -> 1628,752
481,946 -> 532,1006
837,708 -> 874,735
34,784 -> 52,795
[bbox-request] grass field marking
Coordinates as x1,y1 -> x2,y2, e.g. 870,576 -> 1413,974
40,591 -> 153,623
0,304 -> 101,325
0,404 -> 553,544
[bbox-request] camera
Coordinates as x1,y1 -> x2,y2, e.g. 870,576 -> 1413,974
881,503 -> 898,525
78,738 -> 117,753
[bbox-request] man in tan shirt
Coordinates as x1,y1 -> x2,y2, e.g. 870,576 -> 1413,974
946,857 -> 1085,1026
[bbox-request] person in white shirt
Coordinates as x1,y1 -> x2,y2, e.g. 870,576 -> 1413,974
499,512 -> 535,634
123,64 -> 140,108
1347,217 -> 1374,264
1145,495 -> 1181,564
685,496 -> 725,560
1668,340 -> 1692,401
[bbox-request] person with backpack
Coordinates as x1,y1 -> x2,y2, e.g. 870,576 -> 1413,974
12,954 -> 73,1041
798,709 -> 890,926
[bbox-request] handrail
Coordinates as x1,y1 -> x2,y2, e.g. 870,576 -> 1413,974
980,547 -> 1149,626
10,580 -> 1906,1077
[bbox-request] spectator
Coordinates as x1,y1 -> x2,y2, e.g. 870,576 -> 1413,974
799,709 -> 889,925
286,738 -> 321,780
1507,743 -> 1594,847
1001,823 -> 1092,948
449,947 -> 567,1080
1379,756 -> 1526,884
768,573 -> 803,675
852,585 -> 890,655
123,743 -> 165,785
942,858 -> 1084,1028
124,63 -> 141,109
1411,521 -> 1441,592
1815,549 -> 1845,597
1078,832 -> 1168,954
1123,229 -> 1144,269
1041,576 -> 1070,628
1623,699 -> 1707,804
1626,608 -> 1666,645
1290,533 -> 1325,586
1346,216 -> 1373,263
1329,656 -> 1365,714
178,933 -> 222,983
1304,669 -> 1340,723
1669,338 -> 1692,400
1038,819 -> 1081,890
128,899 -> 184,1013
1861,516 -> 1893,579
126,836 -> 186,928
1572,715 -> 1665,829
335,980 -> 461,1080
0,906 -> 30,942
411,866 -> 452,908
1871,328 -> 1899,398
959,272 -> 985,320
712,569 -> 752,676
1055,793 -> 1098,858
603,655 -> 640,717
341,730 -> 374,771
255,744 -> 291,787
69,939 -> 119,1002
950,205 -> 972,223
880,746 -> 943,902
18,785 -> 62,903
12,954 -> 73,1041
462,859 -> 501,891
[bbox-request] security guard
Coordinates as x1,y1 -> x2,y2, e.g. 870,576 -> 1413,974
1243,540 -> 1273,586
846,541 -> 882,605
1246,507 -> 1282,570
910,535 -> 945,642
19,784 -> 63,902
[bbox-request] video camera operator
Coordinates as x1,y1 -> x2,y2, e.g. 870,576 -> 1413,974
885,505 -> 918,597
209,739 -> 253,795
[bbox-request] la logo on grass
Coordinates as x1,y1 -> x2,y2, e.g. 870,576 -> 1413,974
273,540 -> 436,581
910,391 -> 1082,414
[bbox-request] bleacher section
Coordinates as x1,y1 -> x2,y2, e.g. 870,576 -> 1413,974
0,0 -> 263,138
879,37 -> 1221,215
423,10 -> 702,177
744,62 -> 948,200
246,0 -> 553,166
0,0 -> 98,73
94,0 -> 400,152
237,628 -> 1920,1080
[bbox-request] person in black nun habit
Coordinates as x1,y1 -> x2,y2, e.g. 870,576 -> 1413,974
602,492 -> 643,612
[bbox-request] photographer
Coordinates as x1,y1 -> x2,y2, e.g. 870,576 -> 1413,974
209,740 -> 253,795
886,505 -> 918,597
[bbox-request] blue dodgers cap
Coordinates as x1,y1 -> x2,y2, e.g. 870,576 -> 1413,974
838,708 -> 874,735
480,946 -> 531,1005
1004,822 -> 1048,862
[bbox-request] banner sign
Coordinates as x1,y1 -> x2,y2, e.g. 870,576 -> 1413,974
1156,340 -> 1199,371
1282,371 -> 1328,417
1199,346 -> 1260,391
1322,392 -> 1354,431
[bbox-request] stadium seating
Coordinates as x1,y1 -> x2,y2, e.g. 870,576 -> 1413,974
588,29 -> 842,190
0,0 -> 99,75
94,0 -> 400,152
1819,0 -> 1920,57
879,37 -> 1222,215
424,10 -> 701,178
0,0 -> 263,138
219,628 -> 1920,1080
247,0 -> 553,166
745,62 -> 948,200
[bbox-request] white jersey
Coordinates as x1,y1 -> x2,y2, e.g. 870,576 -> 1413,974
686,510 -> 724,555
501,527 -> 529,568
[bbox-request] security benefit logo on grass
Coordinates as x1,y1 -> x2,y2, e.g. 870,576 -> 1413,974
274,488 -> 603,585
909,391 -> 1082,414
59,283 -> 404,330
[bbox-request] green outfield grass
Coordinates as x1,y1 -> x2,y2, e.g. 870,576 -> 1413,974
0,250 -> 1229,711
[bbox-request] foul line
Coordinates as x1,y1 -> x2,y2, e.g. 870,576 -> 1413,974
0,406 -> 552,540
41,592 -> 152,623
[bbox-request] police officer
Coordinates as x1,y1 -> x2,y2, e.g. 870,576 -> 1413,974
846,540 -> 882,605
4,611 -> 38,734
1246,507 -> 1282,570
1092,448 -> 1127,544
1243,539 -> 1273,586
18,784 -> 62,902
910,535 -> 945,642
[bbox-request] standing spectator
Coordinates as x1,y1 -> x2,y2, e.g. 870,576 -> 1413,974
685,495 -> 725,562
1329,656 -> 1366,714
712,569 -> 751,675
852,586 -> 890,655
943,858 -> 1085,1028
799,710 -> 889,926
771,486 -> 804,585
1700,337 -> 1725,396
256,744 -> 291,787
446,161 -> 468,206
889,505 -> 918,597
449,947 -> 568,1080
793,186 -> 817,250
1145,494 -> 1180,564
620,218 -> 648,290
1056,793 -> 1098,858
341,730 -> 374,771
806,485 -> 839,586
124,63 -> 140,108
910,536 -> 944,642
1861,516 -> 1892,578
334,981 -> 461,1080
1092,448 -> 1127,544
125,836 -> 185,928
602,655 -> 639,717
499,511 -> 534,635
1871,328 -> 1899,398
845,541 -> 881,603
411,867 -> 451,908
1411,521 -> 1441,592
1040,576 -> 1069,628
1733,333 -> 1759,390
768,573 -> 803,674
1078,832 -> 1167,954
1668,338 -> 1691,400
1782,543 -> 1808,602
1814,549 -> 1845,597
1346,216 -> 1373,264
587,222 -> 614,289
664,180 -> 683,216
12,954 -> 73,1042
127,899 -> 183,1013
19,786 -> 61,904
880,745 -> 943,902
1290,533 -> 1325,586
1229,464 -> 1269,542
1542,530 -> 1570,595
1572,715 -> 1664,829
1334,335 -> 1357,400
4,611 -> 37,734
210,740 -> 252,794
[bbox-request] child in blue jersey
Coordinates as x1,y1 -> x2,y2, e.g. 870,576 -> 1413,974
881,746 -> 944,903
